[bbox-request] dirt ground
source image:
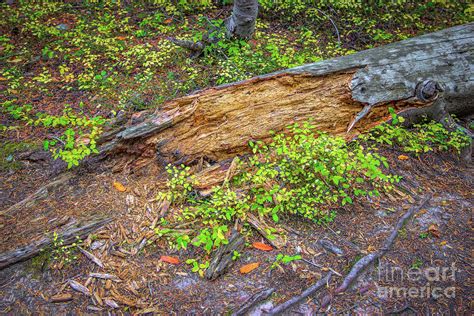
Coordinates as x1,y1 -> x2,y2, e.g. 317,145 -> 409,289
0,146 -> 472,314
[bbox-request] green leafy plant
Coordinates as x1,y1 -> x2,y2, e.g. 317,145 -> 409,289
156,164 -> 198,205
51,232 -> 82,267
185,258 -> 210,277
270,253 -> 302,270
411,257 -> 423,269
232,250 -> 241,261
419,232 -> 429,239
154,122 -> 399,266
1,100 -> 105,168
361,108 -> 470,155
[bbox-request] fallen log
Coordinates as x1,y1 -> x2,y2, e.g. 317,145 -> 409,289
0,216 -> 112,270
0,172 -> 73,217
320,195 -> 432,309
98,24 -> 473,167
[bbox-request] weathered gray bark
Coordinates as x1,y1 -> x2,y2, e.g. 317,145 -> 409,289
205,231 -> 244,280
169,0 -> 258,54
0,217 -> 112,270
99,24 -> 473,167
225,0 -> 259,39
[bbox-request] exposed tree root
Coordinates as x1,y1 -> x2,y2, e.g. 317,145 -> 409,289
264,272 -> 333,315
231,288 -> 275,316
320,195 -> 432,309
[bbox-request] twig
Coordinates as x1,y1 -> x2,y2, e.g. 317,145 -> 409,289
315,8 -> 341,44
265,272 -> 333,315
320,195 -> 431,308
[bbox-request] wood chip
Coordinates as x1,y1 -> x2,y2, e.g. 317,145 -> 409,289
78,247 -> 104,268
69,280 -> 91,296
50,293 -> 73,303
105,279 -> 112,290
89,273 -> 121,281
104,298 -> 119,309
93,291 -> 103,306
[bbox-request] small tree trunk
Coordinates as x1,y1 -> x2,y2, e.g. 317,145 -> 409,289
225,0 -> 259,39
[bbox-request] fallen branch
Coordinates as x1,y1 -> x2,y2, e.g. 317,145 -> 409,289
0,216 -> 112,270
205,230 -> 245,280
232,288 -> 275,316
246,213 -> 286,249
265,272 -> 333,315
0,173 -> 73,217
320,195 -> 431,308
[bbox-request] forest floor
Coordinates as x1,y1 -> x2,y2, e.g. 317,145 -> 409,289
0,143 -> 472,314
1,2 -> 473,315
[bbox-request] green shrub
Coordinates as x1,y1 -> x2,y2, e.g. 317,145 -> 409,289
1,100 -> 105,168
360,109 -> 471,155
155,122 -> 400,257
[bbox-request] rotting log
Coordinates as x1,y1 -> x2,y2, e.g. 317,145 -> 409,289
0,216 -> 112,270
0,172 -> 73,217
99,24 -> 473,167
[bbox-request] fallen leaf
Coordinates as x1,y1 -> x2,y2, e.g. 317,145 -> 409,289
252,242 -> 273,251
398,155 -> 409,160
240,262 -> 260,274
366,245 -> 376,252
116,36 -> 126,40
113,181 -> 127,192
164,18 -> 173,24
0,76 -> 7,81
428,224 -> 441,238
417,209 -> 428,216
160,255 -> 180,265
440,241 -> 447,246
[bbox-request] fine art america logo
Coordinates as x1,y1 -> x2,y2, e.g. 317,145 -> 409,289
376,261 -> 457,299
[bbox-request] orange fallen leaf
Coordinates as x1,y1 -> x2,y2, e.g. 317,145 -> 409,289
398,155 -> 409,160
113,181 -> 127,192
417,209 -> 427,216
164,18 -> 173,24
160,256 -> 180,265
428,224 -> 441,238
116,36 -> 126,40
240,262 -> 260,274
252,242 -> 273,251
366,245 -> 376,252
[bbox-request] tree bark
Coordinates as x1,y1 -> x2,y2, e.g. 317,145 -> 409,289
225,0 -> 259,39
98,24 -> 473,168
0,216 -> 112,270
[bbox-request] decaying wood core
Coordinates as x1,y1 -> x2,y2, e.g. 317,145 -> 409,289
99,24 -> 472,168
106,71 -> 427,165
